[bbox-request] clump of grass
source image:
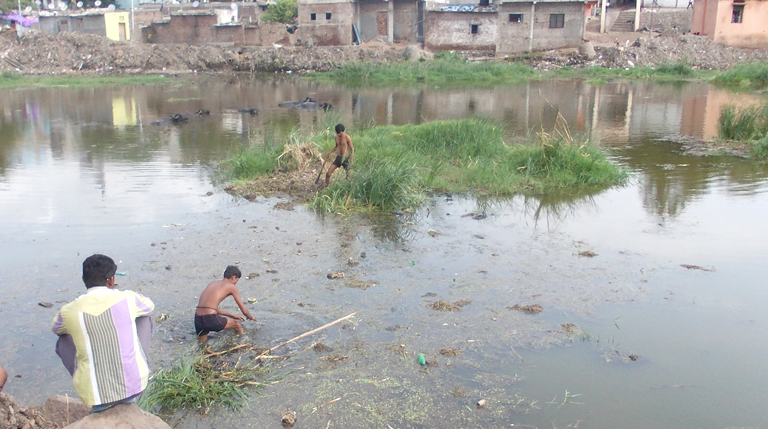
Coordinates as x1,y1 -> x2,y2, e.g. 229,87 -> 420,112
752,134 -> 768,159
712,61 -> 768,89
655,62 -> 694,77
316,59 -> 537,86
222,145 -> 282,181
139,350 -> 270,412
718,103 -> 768,141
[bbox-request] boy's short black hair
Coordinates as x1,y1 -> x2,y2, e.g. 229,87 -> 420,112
82,254 -> 117,288
224,265 -> 242,279
335,123 -> 345,133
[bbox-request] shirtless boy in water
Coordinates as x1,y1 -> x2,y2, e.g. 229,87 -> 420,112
195,266 -> 256,341
323,123 -> 355,186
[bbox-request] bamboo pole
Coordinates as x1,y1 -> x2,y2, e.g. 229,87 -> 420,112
267,312 -> 357,353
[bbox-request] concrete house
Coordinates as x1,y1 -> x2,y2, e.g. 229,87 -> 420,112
298,0 -> 585,53
497,0 -> 586,54
38,10 -> 132,41
424,3 -> 498,52
691,0 -> 768,48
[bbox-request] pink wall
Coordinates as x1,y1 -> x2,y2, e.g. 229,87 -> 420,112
691,0 -> 768,48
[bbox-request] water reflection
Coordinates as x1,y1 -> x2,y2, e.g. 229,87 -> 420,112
1,77 -> 767,224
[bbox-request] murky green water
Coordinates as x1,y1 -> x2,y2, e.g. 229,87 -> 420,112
1,76 -> 767,428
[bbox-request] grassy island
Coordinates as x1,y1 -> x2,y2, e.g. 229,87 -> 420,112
223,118 -> 628,212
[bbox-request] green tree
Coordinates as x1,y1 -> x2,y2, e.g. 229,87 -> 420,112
0,0 -> 32,14
261,0 -> 297,24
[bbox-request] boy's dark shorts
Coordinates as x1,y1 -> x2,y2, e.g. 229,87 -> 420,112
332,156 -> 350,169
195,314 -> 228,336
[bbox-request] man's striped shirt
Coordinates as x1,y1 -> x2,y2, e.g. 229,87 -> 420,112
52,287 -> 154,406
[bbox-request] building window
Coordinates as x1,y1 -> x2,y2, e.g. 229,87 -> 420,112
479,0 -> 489,5
326,12 -> 332,19
471,24 -> 479,34
732,3 -> 744,23
549,13 -> 565,28
310,13 -> 316,20
509,13 -> 523,23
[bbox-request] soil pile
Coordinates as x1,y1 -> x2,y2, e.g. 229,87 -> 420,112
0,394 -> 58,429
0,30 -> 403,75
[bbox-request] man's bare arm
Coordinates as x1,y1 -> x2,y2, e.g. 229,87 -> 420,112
230,286 -> 256,321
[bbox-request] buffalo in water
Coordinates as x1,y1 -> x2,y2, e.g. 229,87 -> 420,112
278,97 -> 333,111
151,109 -> 211,126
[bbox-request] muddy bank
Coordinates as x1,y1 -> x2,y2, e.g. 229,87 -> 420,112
1,10 -> 766,76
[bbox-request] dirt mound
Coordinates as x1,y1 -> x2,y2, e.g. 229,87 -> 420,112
0,30 -> 405,75
0,394 -> 59,429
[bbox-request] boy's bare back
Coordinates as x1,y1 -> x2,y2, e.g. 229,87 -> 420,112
195,276 -> 255,321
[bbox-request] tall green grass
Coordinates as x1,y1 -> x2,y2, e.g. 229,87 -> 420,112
718,103 -> 768,141
711,61 -> 768,89
317,60 -> 538,86
313,119 -> 626,211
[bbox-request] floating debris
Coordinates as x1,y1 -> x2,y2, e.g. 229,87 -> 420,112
680,264 -> 714,272
327,272 -> 345,279
245,272 -> 259,279
477,399 -> 487,408
247,297 -> 258,304
266,269 -> 278,274
578,251 -> 598,258
428,229 -> 439,238
440,348 -> 461,357
281,409 -> 297,427
156,312 -> 170,322
38,302 -> 53,308
507,304 -> 543,314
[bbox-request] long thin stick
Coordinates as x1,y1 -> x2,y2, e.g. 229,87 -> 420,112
205,343 -> 252,357
510,345 -> 527,364
312,397 -> 341,413
268,312 -> 357,353
315,156 -> 328,184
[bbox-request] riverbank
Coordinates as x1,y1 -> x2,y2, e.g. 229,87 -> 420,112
1,10 -> 767,76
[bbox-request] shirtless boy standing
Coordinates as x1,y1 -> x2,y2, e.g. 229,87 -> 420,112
195,266 -> 256,341
323,123 -> 355,186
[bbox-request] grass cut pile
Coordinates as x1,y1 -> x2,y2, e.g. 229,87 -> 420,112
718,103 -> 768,159
138,347 -> 272,412
222,117 -> 627,213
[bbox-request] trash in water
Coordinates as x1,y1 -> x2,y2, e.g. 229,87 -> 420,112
410,260 -> 416,266
418,353 -> 426,366
116,271 -> 128,276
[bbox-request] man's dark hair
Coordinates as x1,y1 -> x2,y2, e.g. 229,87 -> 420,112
335,123 -> 345,133
224,265 -> 241,279
82,254 -> 117,288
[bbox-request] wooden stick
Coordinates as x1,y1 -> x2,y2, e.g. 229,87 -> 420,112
510,345 -> 527,364
312,397 -> 341,413
268,312 -> 357,354
205,343 -> 252,357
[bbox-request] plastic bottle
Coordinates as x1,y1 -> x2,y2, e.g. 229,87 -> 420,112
418,353 -> 426,366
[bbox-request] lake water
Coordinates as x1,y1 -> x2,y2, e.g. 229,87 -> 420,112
1,76 -> 767,428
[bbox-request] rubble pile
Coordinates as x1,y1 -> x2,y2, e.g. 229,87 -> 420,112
0,31 -> 403,75
0,22 -> 766,76
0,394 -> 58,429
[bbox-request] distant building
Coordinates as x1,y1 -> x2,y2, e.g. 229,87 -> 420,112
297,0 -> 586,53
691,0 -> 768,48
38,10 -> 132,41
